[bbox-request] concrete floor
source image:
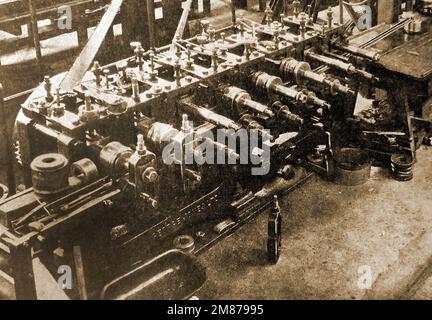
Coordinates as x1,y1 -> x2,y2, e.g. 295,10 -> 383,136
196,147 -> 432,300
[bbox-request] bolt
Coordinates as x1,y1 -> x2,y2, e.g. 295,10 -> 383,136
149,50 -> 154,71
208,28 -> 215,42
220,32 -> 225,44
130,41 -> 141,50
327,7 -> 333,28
55,87 -> 61,106
239,23 -> 244,37
244,42 -> 250,60
175,58 -> 181,86
92,61 -> 102,87
273,30 -> 280,47
149,50 -> 158,81
152,85 -> 162,96
131,77 -> 139,100
175,40 -> 182,59
293,0 -> 300,16
135,44 -> 145,70
103,69 -> 110,89
200,19 -> 210,34
212,49 -> 218,71
186,44 -> 192,60
182,114 -> 192,134
186,44 -> 194,69
84,94 -> 92,111
265,5 -> 273,26
44,76 -> 53,102
136,134 -> 146,154
280,13 -> 285,24
299,13 -> 306,38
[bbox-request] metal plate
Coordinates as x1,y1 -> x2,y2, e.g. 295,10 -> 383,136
377,30 -> 432,80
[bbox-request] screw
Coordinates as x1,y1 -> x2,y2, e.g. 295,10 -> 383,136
103,69 -> 110,89
44,76 -> 53,102
182,114 -> 192,133
327,7 -> 333,28
220,32 -> 225,43
265,5 -> 273,26
174,59 -> 181,86
212,49 -> 218,71
92,61 -> 102,87
136,134 -> 146,154
131,77 -> 139,100
84,94 -> 92,111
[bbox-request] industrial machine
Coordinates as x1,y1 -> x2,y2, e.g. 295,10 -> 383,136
0,0 -> 431,299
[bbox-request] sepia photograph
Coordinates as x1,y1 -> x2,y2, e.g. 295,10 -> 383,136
0,0 -> 431,307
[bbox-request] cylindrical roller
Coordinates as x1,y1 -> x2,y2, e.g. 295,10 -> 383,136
238,113 -> 274,140
253,71 -> 330,108
336,44 -> 380,61
99,142 -> 132,176
181,101 -> 241,131
204,138 -> 240,161
272,101 -> 303,126
241,98 -> 275,117
252,71 -> 306,103
305,51 -> 376,81
280,58 -> 354,95
30,153 -> 69,195
223,86 -> 274,117
70,158 -> 99,184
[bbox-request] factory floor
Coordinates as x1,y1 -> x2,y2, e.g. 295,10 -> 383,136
196,147 -> 432,300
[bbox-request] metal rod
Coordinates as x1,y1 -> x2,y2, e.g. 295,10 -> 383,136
339,0 -> 343,24
59,0 -> 124,92
231,0 -> 236,26
170,0 -> 193,52
73,245 -> 88,300
28,0 -> 43,75
312,0 -> 321,23
146,0 -> 156,49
